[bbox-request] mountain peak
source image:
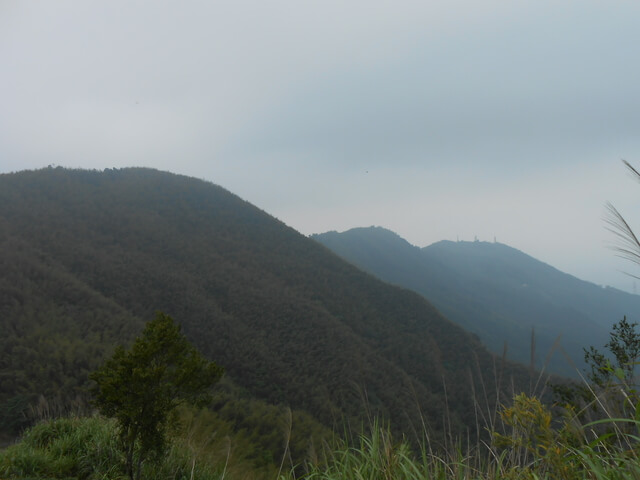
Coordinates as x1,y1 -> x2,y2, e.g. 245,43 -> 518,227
314,225 -> 408,242
1,168 -> 529,441
315,226 -> 640,377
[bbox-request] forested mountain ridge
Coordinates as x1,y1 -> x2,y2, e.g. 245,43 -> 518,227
0,168 -> 533,444
313,226 -> 640,377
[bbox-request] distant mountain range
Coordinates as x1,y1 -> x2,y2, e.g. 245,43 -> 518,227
313,227 -> 640,377
0,168 -> 533,443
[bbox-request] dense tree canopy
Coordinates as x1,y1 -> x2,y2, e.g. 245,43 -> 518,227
0,167 -> 534,446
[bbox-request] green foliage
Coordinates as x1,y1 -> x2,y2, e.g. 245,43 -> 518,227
5,391 -> 640,480
553,317 -> 640,424
180,378 -> 333,473
0,395 -> 32,436
292,423 -> 423,480
584,316 -> 640,389
90,312 -> 223,480
281,395 -> 640,480
0,416 -> 225,480
0,416 -> 120,479
493,393 -> 583,479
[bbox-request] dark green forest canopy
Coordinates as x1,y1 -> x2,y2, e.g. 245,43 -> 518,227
0,167 -> 534,442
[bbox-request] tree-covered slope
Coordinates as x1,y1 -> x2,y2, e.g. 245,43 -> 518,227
0,168 -> 530,442
313,227 -> 640,377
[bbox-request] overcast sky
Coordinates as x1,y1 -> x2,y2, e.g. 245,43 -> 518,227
2,1 -> 640,292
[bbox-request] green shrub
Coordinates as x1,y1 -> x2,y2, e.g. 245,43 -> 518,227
0,416 -> 225,479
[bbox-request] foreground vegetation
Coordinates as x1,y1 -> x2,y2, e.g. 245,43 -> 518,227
5,315 -> 640,479
4,393 -> 640,480
0,416 -> 228,480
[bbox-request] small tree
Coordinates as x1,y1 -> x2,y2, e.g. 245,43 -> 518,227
90,312 -> 223,480
552,316 -> 640,426
584,316 -> 640,389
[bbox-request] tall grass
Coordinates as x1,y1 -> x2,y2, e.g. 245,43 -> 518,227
284,337 -> 640,480
0,416 -> 226,480
279,401 -> 640,480
5,394 -> 640,480
5,363 -> 640,480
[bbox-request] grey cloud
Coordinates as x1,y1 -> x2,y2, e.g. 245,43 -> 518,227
2,1 -> 640,292
225,2 -> 640,172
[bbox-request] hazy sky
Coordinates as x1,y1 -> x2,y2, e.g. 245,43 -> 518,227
2,1 -> 640,292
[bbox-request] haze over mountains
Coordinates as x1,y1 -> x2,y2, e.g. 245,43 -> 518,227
0,167 -> 533,444
313,227 -> 640,377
